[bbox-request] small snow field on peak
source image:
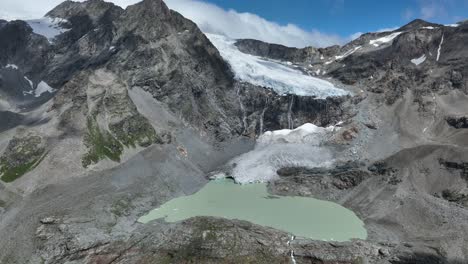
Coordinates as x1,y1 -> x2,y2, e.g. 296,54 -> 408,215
34,81 -> 56,97
369,32 -> 402,47
205,33 -> 349,98
5,64 -> 18,70
335,46 -> 361,60
411,54 -> 426,66
26,17 -> 70,43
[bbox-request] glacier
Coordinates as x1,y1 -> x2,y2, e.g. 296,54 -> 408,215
229,123 -> 338,184
205,33 -> 349,98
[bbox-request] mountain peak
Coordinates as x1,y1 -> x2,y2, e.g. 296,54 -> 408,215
398,18 -> 440,31
124,0 -> 171,18
46,0 -> 122,22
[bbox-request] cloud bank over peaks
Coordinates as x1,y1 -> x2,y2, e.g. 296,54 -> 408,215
164,0 -> 346,48
1,0 -> 350,48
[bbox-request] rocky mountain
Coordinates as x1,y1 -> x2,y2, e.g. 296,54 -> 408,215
0,0 -> 467,263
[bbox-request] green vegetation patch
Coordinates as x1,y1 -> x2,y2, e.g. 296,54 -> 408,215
0,135 -> 45,183
82,117 -> 124,168
109,114 -> 161,148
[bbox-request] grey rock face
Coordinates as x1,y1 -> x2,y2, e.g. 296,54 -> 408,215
235,38 -> 321,63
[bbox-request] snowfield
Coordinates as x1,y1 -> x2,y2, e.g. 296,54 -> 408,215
205,33 -> 349,98
335,46 -> 361,60
27,17 -> 70,43
229,123 -> 338,183
369,32 -> 402,47
5,64 -> 18,69
35,81 -> 56,97
411,54 -> 426,66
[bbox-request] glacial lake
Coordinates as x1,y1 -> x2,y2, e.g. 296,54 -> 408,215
138,179 -> 367,241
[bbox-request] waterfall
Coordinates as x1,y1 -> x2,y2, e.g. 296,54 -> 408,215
287,95 -> 294,129
259,97 -> 269,135
237,86 -> 248,134
437,34 -> 444,61
287,235 -> 297,264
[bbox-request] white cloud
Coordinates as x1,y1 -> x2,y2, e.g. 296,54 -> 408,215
164,0 -> 345,48
402,8 -> 414,21
417,0 -> 450,20
0,0 -> 346,48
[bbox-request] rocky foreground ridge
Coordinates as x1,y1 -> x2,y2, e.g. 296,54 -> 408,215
0,0 -> 468,263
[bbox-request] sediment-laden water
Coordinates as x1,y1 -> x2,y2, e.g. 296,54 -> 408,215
139,179 -> 367,241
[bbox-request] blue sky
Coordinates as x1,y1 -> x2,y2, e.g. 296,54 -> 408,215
204,0 -> 468,36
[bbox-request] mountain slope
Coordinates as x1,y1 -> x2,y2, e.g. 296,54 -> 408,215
0,1 -> 468,263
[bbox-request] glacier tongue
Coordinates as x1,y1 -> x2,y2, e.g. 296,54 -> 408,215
229,123 -> 338,184
205,33 -> 349,98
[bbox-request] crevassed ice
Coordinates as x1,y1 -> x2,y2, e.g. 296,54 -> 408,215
230,123 -> 337,184
205,33 -> 349,98
27,17 -> 70,43
369,32 -> 402,47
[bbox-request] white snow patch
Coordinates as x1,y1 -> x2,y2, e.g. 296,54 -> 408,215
206,33 -> 349,98
315,69 -> 321,75
411,54 -> 426,66
320,55 -> 324,60
259,123 -> 337,144
335,46 -> 361,60
369,32 -> 402,47
324,60 -> 333,65
445,24 -> 459,27
24,76 -> 33,88
422,26 -> 436,29
437,35 -> 444,61
26,17 -> 70,43
230,123 -> 337,183
35,81 -> 56,97
5,64 -> 18,70
109,46 -> 116,51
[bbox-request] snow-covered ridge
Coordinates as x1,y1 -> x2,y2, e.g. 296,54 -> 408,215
205,33 -> 349,98
369,32 -> 402,47
229,123 -> 339,184
26,17 -> 70,43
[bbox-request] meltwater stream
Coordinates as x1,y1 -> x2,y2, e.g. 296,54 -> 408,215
139,179 -> 367,241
